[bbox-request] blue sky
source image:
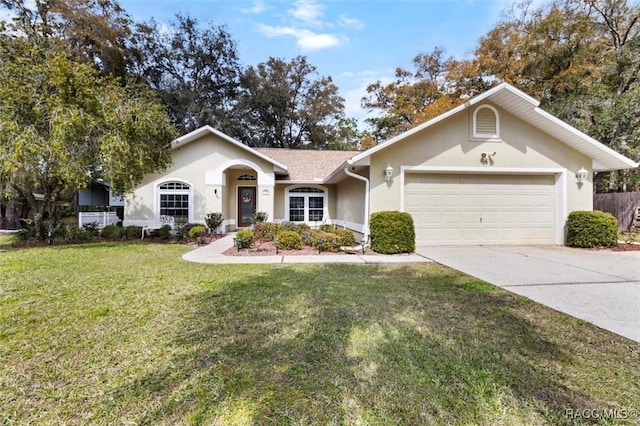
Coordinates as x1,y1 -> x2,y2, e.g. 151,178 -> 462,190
119,0 -> 519,123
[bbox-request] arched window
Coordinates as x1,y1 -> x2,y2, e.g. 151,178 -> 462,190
158,181 -> 191,222
473,105 -> 499,139
286,186 -> 327,223
237,174 -> 256,181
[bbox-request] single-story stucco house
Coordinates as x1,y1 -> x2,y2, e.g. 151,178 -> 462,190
123,83 -> 638,245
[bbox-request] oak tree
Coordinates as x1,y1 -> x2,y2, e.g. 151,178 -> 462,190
237,56 -> 345,149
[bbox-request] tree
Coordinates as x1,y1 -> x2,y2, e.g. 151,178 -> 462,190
361,47 -> 464,141
237,56 -> 345,149
0,0 -> 133,77
130,14 -> 242,135
0,35 -> 175,238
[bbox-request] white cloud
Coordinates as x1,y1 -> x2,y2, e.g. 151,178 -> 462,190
338,14 -> 364,30
288,0 -> 325,25
257,24 -> 341,50
241,0 -> 269,15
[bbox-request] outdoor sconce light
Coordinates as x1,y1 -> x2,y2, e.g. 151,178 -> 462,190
384,163 -> 393,182
576,167 -> 588,184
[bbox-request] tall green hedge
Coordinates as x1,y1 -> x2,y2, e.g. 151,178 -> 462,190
566,210 -> 618,248
370,211 -> 415,254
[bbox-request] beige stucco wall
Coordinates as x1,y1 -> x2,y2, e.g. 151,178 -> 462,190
124,133 -> 277,229
369,104 -> 593,223
335,177 -> 367,228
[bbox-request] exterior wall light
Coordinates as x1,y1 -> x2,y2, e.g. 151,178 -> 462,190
384,164 -> 393,182
576,167 -> 589,184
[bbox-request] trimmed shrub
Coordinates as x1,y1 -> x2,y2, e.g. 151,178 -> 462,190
279,221 -> 298,232
319,224 -> 335,232
205,212 -> 224,233
566,210 -> 618,248
370,211 -> 415,254
309,230 -> 341,252
101,224 -> 124,240
334,228 -> 357,247
124,226 -> 143,240
277,230 -> 302,250
253,222 -> 280,242
188,225 -> 206,239
82,222 -> 100,237
157,224 -> 172,239
235,229 -> 253,249
65,227 -> 96,243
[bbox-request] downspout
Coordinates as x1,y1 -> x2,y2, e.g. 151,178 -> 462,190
344,165 -> 370,244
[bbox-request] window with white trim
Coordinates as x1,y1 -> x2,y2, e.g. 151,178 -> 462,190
473,105 -> 499,139
159,181 -> 190,221
287,187 -> 326,223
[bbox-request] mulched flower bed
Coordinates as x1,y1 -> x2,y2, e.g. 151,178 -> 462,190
223,240 -> 377,256
611,243 -> 640,251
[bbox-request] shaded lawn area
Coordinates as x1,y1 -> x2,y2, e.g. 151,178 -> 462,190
1,242 -> 638,425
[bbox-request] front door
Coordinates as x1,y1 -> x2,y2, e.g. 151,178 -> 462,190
237,187 -> 256,227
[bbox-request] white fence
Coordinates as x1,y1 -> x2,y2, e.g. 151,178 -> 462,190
78,212 -> 120,228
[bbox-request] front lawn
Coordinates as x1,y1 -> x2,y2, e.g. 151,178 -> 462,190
1,242 -> 638,424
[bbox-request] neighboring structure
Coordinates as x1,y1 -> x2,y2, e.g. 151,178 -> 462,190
76,181 -> 123,228
124,83 -> 638,245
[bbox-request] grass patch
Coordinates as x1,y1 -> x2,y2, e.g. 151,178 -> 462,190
1,242 -> 638,424
0,233 -> 16,249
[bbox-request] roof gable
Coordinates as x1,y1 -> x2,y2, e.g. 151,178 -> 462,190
172,126 -> 289,172
350,83 -> 638,172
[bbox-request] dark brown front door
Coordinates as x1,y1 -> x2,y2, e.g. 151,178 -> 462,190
237,187 -> 256,227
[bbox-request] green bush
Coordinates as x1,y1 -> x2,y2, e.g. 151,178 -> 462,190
277,221 -> 311,244
251,211 -> 269,224
235,229 -> 253,249
188,225 -> 206,239
65,227 -> 96,243
319,224 -> 335,232
566,210 -> 618,248
174,221 -> 201,241
157,224 -> 172,239
309,230 -> 342,252
253,222 -> 280,242
334,228 -> 357,247
101,224 -> 124,240
205,212 -> 224,232
279,221 -> 298,232
82,222 -> 100,237
277,230 -> 302,250
370,211 -> 415,254
15,226 -> 36,241
124,226 -> 143,240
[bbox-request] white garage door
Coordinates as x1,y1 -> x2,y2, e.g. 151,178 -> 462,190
404,173 -> 556,245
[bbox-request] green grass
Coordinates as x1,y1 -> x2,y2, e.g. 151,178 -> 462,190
0,233 -> 16,249
1,242 -> 638,425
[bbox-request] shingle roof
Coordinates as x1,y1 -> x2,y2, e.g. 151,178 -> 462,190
255,148 -> 360,181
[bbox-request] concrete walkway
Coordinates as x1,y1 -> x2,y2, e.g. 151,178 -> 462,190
182,233 -> 431,264
418,245 -> 640,343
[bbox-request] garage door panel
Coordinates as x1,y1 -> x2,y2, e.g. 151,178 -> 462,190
405,173 -> 556,245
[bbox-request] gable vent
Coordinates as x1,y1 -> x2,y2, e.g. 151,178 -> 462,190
473,105 -> 499,137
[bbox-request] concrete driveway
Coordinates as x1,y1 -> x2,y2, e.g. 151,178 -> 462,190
417,246 -> 640,343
